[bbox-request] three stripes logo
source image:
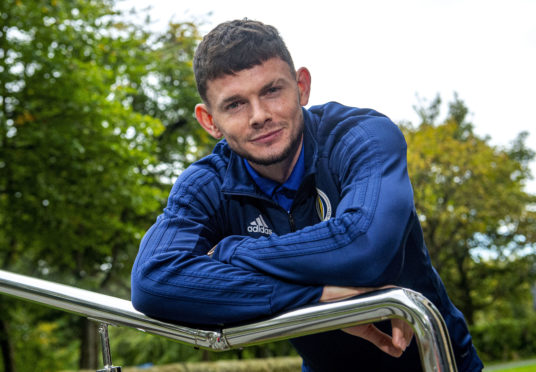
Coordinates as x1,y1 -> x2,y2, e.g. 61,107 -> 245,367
247,214 -> 273,235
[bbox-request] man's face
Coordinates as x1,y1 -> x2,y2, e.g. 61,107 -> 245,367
196,58 -> 310,167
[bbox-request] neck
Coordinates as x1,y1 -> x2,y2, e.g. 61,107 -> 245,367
248,140 -> 303,184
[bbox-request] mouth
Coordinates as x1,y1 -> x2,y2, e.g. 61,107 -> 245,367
251,128 -> 284,144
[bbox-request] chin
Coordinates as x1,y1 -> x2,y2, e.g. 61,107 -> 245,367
249,149 -> 293,166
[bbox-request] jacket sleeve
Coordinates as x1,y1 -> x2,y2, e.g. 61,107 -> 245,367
131,165 -> 322,326
213,116 -> 415,287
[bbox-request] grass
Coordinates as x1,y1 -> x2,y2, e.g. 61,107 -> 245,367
484,359 -> 536,372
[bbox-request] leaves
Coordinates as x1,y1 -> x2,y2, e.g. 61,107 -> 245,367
1,0 -> 160,286
0,2 -> 209,369
402,94 -> 536,323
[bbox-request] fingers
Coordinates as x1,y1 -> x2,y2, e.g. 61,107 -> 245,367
320,286 -> 415,358
342,319 -> 414,358
342,324 -> 405,358
391,318 -> 414,351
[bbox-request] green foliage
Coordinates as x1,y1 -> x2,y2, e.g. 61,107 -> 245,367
108,326 -> 298,367
471,315 -> 536,362
1,0 -> 535,368
129,22 -> 218,179
0,0 -> 163,290
471,256 -> 536,323
0,0 -> 209,371
112,356 -> 303,372
1,298 -> 79,372
402,94 -> 536,323
109,327 -> 210,366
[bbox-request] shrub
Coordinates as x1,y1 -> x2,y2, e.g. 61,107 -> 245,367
471,316 -> 536,362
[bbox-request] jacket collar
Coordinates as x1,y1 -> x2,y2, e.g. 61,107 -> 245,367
221,107 -> 319,197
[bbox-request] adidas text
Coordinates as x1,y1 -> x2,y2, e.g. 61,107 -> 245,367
247,215 -> 273,235
247,225 -> 273,234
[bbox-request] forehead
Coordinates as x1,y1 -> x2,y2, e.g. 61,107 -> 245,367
205,58 -> 295,107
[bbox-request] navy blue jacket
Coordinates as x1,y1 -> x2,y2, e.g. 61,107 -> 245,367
132,102 -> 483,371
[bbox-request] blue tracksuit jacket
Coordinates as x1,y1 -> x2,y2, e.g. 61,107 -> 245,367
131,102 -> 483,371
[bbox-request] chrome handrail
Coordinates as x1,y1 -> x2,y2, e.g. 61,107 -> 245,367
0,269 -> 457,372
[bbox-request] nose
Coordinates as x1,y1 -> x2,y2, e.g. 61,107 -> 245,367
249,99 -> 271,127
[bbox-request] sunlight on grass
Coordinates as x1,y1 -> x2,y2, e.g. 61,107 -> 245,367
493,367 -> 536,372
485,359 -> 536,372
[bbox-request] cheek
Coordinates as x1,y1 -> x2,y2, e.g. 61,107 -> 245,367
284,93 -> 302,117
268,101 -> 296,124
217,123 -> 243,144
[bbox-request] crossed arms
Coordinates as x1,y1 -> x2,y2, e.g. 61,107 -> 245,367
131,115 -> 414,356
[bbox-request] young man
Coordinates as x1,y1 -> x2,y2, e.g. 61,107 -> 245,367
131,19 -> 483,371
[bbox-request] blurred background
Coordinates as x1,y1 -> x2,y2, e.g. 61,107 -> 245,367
0,1 -> 535,371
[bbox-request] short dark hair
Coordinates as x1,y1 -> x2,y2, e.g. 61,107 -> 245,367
193,19 -> 296,103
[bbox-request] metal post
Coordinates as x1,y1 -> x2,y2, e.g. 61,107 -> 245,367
96,322 -> 121,372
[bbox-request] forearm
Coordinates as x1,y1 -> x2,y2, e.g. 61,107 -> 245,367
212,118 -> 415,287
212,204 -> 414,287
131,221 -> 322,325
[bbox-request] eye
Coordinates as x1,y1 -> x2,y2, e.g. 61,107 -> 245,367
266,86 -> 281,95
225,101 -> 243,111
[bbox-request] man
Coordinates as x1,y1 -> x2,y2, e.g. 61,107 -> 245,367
131,19 -> 483,371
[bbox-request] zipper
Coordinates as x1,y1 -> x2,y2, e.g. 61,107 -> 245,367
288,212 -> 296,232
224,187 -> 300,233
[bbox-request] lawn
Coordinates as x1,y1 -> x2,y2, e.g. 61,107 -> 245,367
490,367 -> 536,372
485,359 -> 536,372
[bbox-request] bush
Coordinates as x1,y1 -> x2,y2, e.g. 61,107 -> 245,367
79,356 -> 303,372
471,316 -> 536,362
108,326 -> 299,367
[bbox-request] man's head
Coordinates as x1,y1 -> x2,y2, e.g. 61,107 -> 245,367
194,19 -> 296,104
193,19 -> 311,183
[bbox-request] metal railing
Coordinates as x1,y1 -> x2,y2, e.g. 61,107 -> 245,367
0,269 -> 458,372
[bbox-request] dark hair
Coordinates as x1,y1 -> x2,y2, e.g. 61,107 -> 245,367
193,19 -> 296,103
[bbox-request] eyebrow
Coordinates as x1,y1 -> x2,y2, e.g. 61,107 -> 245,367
261,78 -> 285,91
218,78 -> 288,110
219,94 -> 244,110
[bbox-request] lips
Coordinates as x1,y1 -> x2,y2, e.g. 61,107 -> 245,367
251,128 -> 284,144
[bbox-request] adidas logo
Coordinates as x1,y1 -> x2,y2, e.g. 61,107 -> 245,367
247,215 -> 273,235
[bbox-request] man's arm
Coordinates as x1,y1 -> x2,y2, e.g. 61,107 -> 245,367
131,164 -> 322,325
212,116 -> 414,287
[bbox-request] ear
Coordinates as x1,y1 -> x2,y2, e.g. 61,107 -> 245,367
195,103 -> 223,139
296,67 -> 311,106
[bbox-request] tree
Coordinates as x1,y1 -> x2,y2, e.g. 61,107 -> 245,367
128,21 -> 217,180
402,94 -> 536,324
0,1 -> 209,370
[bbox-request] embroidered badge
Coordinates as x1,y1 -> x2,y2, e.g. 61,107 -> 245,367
316,188 -> 332,221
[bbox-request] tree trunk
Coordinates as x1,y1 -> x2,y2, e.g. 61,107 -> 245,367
455,252 -> 475,324
532,284 -> 536,311
0,317 -> 16,372
79,319 -> 100,370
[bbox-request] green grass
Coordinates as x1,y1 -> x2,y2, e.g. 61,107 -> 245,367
490,367 -> 536,372
484,359 -> 536,372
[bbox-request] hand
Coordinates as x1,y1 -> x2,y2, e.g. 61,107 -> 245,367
320,285 -> 414,358
207,245 -> 217,257
341,318 -> 413,358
